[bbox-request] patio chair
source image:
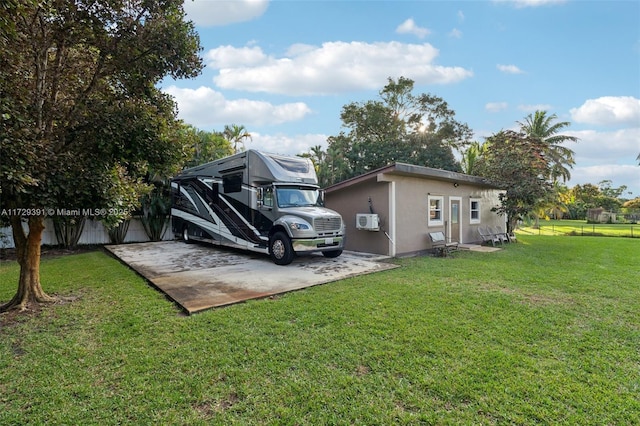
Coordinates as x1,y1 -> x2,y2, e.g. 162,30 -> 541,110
489,226 -> 509,244
478,226 -> 501,246
429,231 -> 459,257
496,225 -> 517,243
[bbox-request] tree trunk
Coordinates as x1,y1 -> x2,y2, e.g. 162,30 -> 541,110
507,216 -> 518,235
0,216 -> 56,312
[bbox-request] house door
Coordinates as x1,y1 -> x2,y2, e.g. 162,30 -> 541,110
449,197 -> 461,243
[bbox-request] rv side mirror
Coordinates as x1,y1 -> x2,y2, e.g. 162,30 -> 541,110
318,190 -> 325,206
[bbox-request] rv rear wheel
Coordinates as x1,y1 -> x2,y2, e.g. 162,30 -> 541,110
269,231 -> 295,265
182,226 -> 193,244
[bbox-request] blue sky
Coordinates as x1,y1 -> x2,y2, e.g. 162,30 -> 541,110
162,0 -> 640,196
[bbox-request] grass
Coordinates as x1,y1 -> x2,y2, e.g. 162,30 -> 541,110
1,236 -> 639,425
518,219 -> 639,238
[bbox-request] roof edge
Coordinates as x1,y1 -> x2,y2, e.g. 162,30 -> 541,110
324,162 -> 502,192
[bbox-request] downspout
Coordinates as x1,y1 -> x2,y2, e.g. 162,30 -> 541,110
388,181 -> 396,257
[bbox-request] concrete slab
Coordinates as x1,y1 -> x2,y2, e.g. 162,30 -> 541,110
459,244 -> 502,253
105,241 -> 399,314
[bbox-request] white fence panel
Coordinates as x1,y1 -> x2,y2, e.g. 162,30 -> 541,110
0,218 -> 173,249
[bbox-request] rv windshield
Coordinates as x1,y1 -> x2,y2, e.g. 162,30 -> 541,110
276,186 -> 322,208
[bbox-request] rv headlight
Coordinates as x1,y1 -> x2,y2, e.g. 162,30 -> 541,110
289,221 -> 310,230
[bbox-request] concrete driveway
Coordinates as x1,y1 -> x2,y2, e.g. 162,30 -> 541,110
105,241 -> 398,314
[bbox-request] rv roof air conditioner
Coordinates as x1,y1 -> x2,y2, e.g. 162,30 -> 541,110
356,213 -> 380,231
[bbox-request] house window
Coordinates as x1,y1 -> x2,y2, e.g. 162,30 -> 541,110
470,199 -> 481,224
428,195 -> 444,226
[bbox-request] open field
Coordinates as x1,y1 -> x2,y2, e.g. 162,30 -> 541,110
1,236 -> 639,424
517,219 -> 639,238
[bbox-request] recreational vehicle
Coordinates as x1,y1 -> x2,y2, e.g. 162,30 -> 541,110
171,150 -> 345,265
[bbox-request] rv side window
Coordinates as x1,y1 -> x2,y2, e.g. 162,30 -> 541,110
179,185 -> 200,214
222,173 -> 242,193
268,155 -> 309,173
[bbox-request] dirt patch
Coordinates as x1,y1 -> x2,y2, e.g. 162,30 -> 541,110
476,282 -> 575,306
0,294 -> 82,328
1,245 -> 102,261
195,392 -> 240,417
355,364 -> 371,376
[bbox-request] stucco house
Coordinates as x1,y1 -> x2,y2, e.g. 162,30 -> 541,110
324,162 -> 506,257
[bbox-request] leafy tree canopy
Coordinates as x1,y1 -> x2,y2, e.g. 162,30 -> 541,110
565,181 -> 627,219
517,110 -> 578,183
317,76 -> 471,186
476,130 -> 553,232
223,124 -> 252,154
181,124 -> 234,168
0,0 -> 203,312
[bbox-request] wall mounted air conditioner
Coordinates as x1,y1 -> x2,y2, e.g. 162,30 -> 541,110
356,213 -> 380,231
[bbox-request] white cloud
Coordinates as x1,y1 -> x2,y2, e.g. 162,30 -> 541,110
208,41 -> 473,95
163,85 -> 311,127
183,0 -> 269,27
493,0 -> 568,8
396,18 -> 431,39
485,102 -> 508,112
565,128 -> 640,196
497,64 -> 525,74
449,28 -> 463,39
286,43 -> 318,57
563,127 -> 640,198
569,165 -> 640,197
570,96 -> 640,126
251,133 -> 329,157
517,103 -> 553,112
567,128 -> 640,165
205,45 -> 269,68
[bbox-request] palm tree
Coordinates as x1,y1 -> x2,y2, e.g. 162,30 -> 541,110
461,141 -> 483,175
223,124 -> 252,153
517,111 -> 578,183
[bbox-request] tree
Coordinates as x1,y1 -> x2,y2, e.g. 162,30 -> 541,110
322,77 -> 471,181
299,145 -> 325,176
476,130 -> 552,233
223,124 -> 252,153
407,131 -> 462,172
566,181 -> 627,220
517,111 -> 578,183
0,1 -> 203,312
308,139 -> 351,188
183,125 -> 233,168
460,141 -> 483,175
532,182 -> 572,222
137,124 -> 232,243
598,179 -> 628,200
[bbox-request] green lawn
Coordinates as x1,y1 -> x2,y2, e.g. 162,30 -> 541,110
1,236 -> 639,425
518,219 -> 639,238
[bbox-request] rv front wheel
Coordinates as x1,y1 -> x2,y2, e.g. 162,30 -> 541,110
269,231 -> 294,265
322,249 -> 342,258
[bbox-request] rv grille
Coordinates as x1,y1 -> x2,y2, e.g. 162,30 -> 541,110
314,217 -> 342,232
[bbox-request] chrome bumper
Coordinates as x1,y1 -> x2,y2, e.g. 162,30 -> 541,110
292,236 -> 345,253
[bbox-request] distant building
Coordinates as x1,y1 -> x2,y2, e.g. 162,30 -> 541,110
587,208 -> 617,223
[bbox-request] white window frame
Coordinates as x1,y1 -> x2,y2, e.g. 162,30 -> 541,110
470,198 -> 481,224
428,195 -> 444,227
